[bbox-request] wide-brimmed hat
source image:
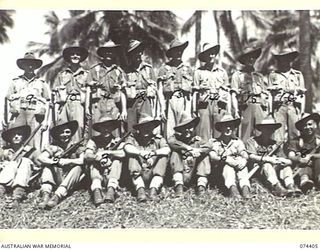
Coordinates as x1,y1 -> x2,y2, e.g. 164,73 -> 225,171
198,43 -> 220,62
295,113 -> 320,131
50,120 -> 79,141
255,115 -> 282,131
16,52 -> 43,70
174,112 -> 200,132
92,114 -> 120,134
97,40 -> 121,58
215,114 -> 241,132
238,47 -> 262,65
63,46 -> 88,62
166,39 -> 189,58
2,120 -> 31,143
272,48 -> 299,63
133,113 -> 161,131
127,40 -> 145,54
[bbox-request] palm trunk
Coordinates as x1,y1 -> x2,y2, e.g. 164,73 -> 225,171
299,10 -> 312,112
195,11 -> 202,58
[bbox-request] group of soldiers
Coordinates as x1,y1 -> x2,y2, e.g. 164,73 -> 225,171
1,37 -> 320,209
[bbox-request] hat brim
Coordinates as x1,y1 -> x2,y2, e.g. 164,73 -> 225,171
63,47 -> 89,62
92,120 -> 121,133
238,48 -> 262,65
97,45 -> 121,58
128,42 -> 145,54
133,119 -> 161,131
166,41 -> 189,58
295,113 -> 320,131
215,118 -> 241,132
2,125 -> 31,143
174,117 -> 200,132
198,45 -> 220,62
273,51 -> 299,63
17,58 -> 43,70
50,120 -> 79,140
255,123 -> 282,131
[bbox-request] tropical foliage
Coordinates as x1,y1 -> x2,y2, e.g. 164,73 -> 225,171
0,10 -> 15,44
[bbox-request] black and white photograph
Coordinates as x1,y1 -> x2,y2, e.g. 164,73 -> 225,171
0,9 -> 320,230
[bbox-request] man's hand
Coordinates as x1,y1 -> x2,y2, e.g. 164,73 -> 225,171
41,122 -> 49,132
191,148 -> 201,158
120,111 -> 127,121
57,158 -> 71,167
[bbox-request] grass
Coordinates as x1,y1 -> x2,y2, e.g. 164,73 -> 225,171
1,179 -> 320,229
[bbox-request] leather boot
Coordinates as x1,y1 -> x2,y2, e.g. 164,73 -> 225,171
12,186 -> 26,201
149,187 -> 158,201
300,175 -> 314,194
197,185 -> 206,196
229,185 -> 241,198
105,187 -> 115,203
241,185 -> 251,199
93,188 -> 104,206
39,192 -> 51,209
286,184 -> 302,197
0,185 -> 6,196
46,194 -> 60,208
137,187 -> 147,202
270,182 -> 288,197
175,184 -> 183,198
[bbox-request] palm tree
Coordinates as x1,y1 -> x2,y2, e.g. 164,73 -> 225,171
299,10 -> 312,112
29,10 -> 179,85
181,11 -> 202,61
0,10 -> 15,44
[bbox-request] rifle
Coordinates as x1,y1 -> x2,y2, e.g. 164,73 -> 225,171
83,86 -> 92,139
50,137 -> 86,184
99,131 -> 132,168
248,141 -> 285,179
12,123 -> 42,161
292,143 -> 320,178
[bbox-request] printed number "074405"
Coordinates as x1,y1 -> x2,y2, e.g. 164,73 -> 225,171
300,244 -> 318,248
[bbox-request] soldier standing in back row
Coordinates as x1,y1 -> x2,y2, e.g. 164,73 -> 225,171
231,43 -> 269,142
125,40 -> 162,133
193,43 -> 230,140
268,49 -> 306,142
52,46 -> 90,142
88,40 -> 127,137
157,39 -> 193,139
6,52 -> 51,149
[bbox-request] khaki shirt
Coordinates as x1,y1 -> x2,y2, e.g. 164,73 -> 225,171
245,136 -> 285,157
210,137 -> 247,157
88,63 -> 125,103
52,66 -> 90,104
126,62 -> 156,99
231,70 -> 267,105
126,133 -> 168,151
158,62 -> 193,94
193,66 -> 229,104
268,69 -> 305,103
7,75 -> 50,114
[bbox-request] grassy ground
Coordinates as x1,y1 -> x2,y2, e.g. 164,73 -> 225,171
1,180 -> 320,229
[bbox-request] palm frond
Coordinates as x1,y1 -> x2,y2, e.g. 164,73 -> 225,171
181,11 -> 197,35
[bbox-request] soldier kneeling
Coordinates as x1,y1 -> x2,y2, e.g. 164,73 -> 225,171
85,115 -> 126,206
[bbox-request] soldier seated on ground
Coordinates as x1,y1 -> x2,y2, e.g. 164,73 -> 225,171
84,115 -> 126,206
245,115 -> 301,197
0,121 -> 41,206
124,113 -> 170,202
37,120 -> 85,209
168,112 -> 212,197
284,113 -> 320,194
209,114 -> 251,198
